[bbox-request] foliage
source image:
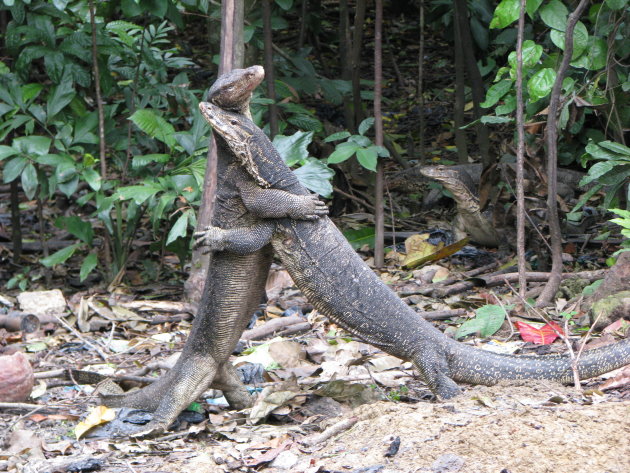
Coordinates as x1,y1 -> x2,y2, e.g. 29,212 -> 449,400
455,304 -> 507,339
325,118 -> 390,172
609,209 -> 630,255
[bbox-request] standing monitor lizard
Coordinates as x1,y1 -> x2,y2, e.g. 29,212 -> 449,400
196,102 -> 630,399
100,66 -> 327,437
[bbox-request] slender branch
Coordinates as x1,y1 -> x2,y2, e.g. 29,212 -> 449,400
515,0 -> 527,299
373,0 -> 384,268
537,0 -> 590,306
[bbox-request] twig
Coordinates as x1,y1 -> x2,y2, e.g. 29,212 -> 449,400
300,417 -> 358,447
53,314 -> 108,360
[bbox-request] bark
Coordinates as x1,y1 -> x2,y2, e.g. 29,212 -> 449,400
537,0 -> 590,307
339,0 -> 354,131
454,0 -> 490,167
185,0 -> 244,302
373,0 -> 384,268
417,1 -> 426,163
452,2 -> 468,163
351,0 -> 367,128
262,0 -> 279,138
10,180 -> 21,264
515,0 -> 527,298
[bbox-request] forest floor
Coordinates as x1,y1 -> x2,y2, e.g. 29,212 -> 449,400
1,261 -> 629,473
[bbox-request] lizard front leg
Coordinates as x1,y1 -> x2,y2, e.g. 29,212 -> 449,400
194,221 -> 276,255
239,180 -> 328,220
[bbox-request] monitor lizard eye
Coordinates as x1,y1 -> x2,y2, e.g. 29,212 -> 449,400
230,120 -> 238,125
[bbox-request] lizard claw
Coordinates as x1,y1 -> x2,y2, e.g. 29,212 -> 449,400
193,226 -> 227,252
290,194 -> 329,220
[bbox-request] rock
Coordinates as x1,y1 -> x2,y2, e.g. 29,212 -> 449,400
269,450 -> 298,470
17,289 -> 66,317
432,453 -> 465,472
0,352 -> 34,402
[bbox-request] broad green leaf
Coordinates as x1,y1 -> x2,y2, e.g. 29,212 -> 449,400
47,75 -> 76,119
527,68 -> 556,102
324,131 -> 351,142
495,96 -> 517,115
80,253 -> 98,282
273,130 -> 314,166
132,153 -> 170,169
356,146 -> 378,171
22,83 -> 44,103
579,161 -> 615,186
328,142 -> 359,164
116,184 -> 161,205
605,0 -> 627,10
343,227 -> 375,250
584,37 -> 608,70
45,51 -> 65,84
130,109 -> 176,148
275,0 -> 293,10
37,153 -> 73,166
55,162 -> 77,183
0,145 -> 18,161
287,114 -> 322,132
599,141 -> 630,157
549,21 -> 588,59
3,156 -> 27,183
481,115 -> 513,124
480,80 -> 513,108
358,117 -> 375,136
456,304 -> 506,339
41,243 -> 81,267
526,0 -> 543,18
508,40 -> 543,69
166,210 -> 191,245
13,136 -> 51,156
348,135 -> 372,147
540,0 -> 568,31
490,0 -> 519,29
21,163 -> 38,199
56,216 -> 94,244
82,168 -> 102,191
293,159 -> 335,197
53,0 -> 70,10
585,141 -> 621,160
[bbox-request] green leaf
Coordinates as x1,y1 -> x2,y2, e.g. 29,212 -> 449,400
275,0 -> 293,9
343,227 -> 375,250
0,145 -> 18,161
79,253 -> 98,282
540,0 -> 568,31
490,0 -> 520,29
132,153 -> 171,169
480,80 -> 513,108
13,136 -> 51,156
526,0 -> 543,18
508,40 -> 543,69
47,74 -> 76,119
130,109 -> 176,148
324,131 -> 351,143
56,216 -> 93,244
356,146 -> 378,171
605,0 -> 627,10
116,184 -> 161,205
328,142 -> 359,164
273,131 -> 314,166
549,21 -> 588,59
579,161 -> 615,186
599,141 -> 630,157
584,37 -> 608,71
293,159 -> 335,197
358,117 -> 375,136
585,141 -> 621,161
166,210 -> 191,245
287,114 -> 323,132
348,135 -> 372,147
3,156 -> 27,183
41,243 -> 81,267
455,305 -> 506,339
21,163 -> 38,199
82,168 -> 102,191
527,68 -> 556,102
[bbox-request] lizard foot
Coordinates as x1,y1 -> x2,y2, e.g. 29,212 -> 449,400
289,194 -> 329,221
193,225 -> 227,252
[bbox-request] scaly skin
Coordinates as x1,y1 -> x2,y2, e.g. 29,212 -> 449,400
101,66 -> 327,437
197,103 -> 630,398
420,165 -> 501,247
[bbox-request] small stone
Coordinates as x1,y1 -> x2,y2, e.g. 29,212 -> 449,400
431,453 -> 465,472
270,450 -> 298,470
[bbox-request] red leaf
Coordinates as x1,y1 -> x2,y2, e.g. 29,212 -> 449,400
515,321 -> 564,345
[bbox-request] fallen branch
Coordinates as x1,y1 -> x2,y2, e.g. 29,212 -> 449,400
300,416 -> 358,447
241,315 -> 307,341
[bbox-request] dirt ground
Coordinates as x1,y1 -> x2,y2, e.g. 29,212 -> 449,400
4,378 -> 629,473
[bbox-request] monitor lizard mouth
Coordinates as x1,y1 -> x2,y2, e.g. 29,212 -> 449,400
198,101 -> 271,188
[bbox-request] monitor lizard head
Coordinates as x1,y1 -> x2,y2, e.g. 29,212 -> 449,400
208,65 -> 264,119
198,101 -> 271,188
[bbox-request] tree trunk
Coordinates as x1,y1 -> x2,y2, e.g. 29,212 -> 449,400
515,0 -> 527,298
185,0 -> 244,303
417,0 -> 426,163
339,0 -> 354,131
452,2 -> 468,164
374,0 -> 384,268
262,0 -> 279,138
351,0 -> 367,128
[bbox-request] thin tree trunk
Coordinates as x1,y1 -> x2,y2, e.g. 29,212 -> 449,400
351,0 -> 367,128
417,1 -> 425,163
537,0 -> 590,306
262,0 -> 279,138
185,0 -> 244,302
453,0 -> 491,167
515,0 -> 527,298
374,0 -> 384,268
452,3 -> 468,164
37,195 -> 51,287
298,0 -> 308,50
10,180 -> 21,264
89,0 -> 111,272
339,0 -> 354,131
